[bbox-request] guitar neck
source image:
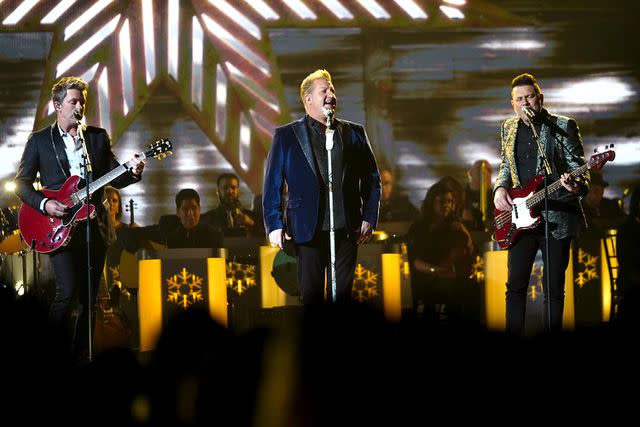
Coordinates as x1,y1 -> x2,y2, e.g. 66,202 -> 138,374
74,152 -> 145,202
525,163 -> 589,209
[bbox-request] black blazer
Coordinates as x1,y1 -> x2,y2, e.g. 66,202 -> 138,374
14,122 -> 140,243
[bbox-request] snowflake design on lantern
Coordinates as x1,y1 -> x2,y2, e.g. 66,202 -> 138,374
470,254 -> 485,283
226,261 -> 256,295
527,263 -> 544,302
166,267 -> 204,309
351,263 -> 379,303
574,247 -> 599,288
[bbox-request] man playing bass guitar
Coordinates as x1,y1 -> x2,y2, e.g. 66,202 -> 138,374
493,73 -> 589,336
14,76 -> 145,361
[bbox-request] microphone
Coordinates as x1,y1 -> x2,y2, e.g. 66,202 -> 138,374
521,105 -> 536,121
321,105 -> 334,127
73,108 -> 83,121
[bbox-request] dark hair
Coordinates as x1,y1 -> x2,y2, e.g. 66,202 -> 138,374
511,73 -> 541,97
420,176 -> 462,222
104,186 -> 122,221
217,173 -> 239,188
52,76 -> 88,107
175,188 -> 200,209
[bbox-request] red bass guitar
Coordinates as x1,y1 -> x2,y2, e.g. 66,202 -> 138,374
18,138 -> 172,253
492,150 -> 615,250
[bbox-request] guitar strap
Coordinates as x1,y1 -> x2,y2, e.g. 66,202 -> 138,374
50,123 -> 70,179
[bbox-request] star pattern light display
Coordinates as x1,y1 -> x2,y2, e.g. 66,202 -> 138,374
1,0 -> 470,192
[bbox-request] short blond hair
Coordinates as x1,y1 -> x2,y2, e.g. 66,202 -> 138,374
300,69 -> 332,104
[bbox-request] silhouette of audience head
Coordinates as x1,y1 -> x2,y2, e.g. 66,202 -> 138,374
175,188 -> 201,231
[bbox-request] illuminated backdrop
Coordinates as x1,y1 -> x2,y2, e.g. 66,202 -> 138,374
1,0 -> 638,226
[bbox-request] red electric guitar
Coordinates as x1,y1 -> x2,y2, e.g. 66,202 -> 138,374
18,138 -> 172,253
492,149 -> 615,249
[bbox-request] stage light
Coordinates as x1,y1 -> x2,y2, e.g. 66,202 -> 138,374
550,77 -> 634,105
64,0 -> 112,40
440,6 -> 464,19
443,0 -> 466,5
56,14 -> 120,77
201,14 -> 271,77
142,0 -> 156,84
320,0 -> 354,19
41,0 -> 77,25
480,40 -> 545,51
167,0 -> 180,79
119,19 -> 133,115
15,280 -> 25,297
243,0 -> 279,20
282,0 -> 317,20
215,64 -> 228,141
2,0 -> 38,25
356,0 -> 390,19
209,0 -> 262,40
394,1 -> 427,19
4,181 -> 16,193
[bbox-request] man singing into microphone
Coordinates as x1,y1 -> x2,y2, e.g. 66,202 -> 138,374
262,69 -> 381,305
14,76 -> 145,361
493,73 -> 589,335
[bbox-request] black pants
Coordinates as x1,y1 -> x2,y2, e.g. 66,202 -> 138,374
49,221 -> 107,353
506,229 -> 572,335
295,229 -> 358,305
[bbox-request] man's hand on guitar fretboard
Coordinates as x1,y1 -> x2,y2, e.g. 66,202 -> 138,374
559,172 -> 585,193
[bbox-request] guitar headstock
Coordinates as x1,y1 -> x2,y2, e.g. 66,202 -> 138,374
144,138 -> 173,160
588,148 -> 615,171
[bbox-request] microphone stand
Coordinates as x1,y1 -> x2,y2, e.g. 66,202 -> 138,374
528,113 -> 553,332
324,111 -> 337,302
77,119 -> 95,361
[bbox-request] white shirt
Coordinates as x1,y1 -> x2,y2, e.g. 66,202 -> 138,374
58,123 -> 85,179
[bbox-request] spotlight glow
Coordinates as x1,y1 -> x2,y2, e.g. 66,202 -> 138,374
549,77 -> 634,105
209,0 -> 262,39
64,0 -> 113,40
41,0 -> 77,24
2,0 -> 38,25
480,40 -> 545,50
394,0 -> 427,19
282,0 -> 317,20
56,15 -> 120,77
320,0 -> 354,19
440,5 -> 464,19
356,0 -> 390,19
243,0 -> 279,20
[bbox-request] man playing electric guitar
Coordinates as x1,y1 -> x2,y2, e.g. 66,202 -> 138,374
493,73 -> 589,336
14,76 -> 144,361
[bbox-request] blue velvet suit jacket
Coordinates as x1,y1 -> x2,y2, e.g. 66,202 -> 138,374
263,116 -> 381,244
